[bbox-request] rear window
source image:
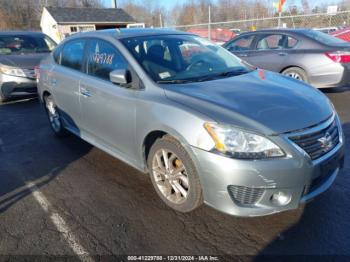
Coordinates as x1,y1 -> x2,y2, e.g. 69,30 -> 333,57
0,34 -> 56,55
303,30 -> 347,45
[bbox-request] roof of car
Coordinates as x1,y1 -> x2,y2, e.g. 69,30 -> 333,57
240,28 -> 313,35
69,28 -> 193,40
0,31 -> 46,36
45,7 -> 136,24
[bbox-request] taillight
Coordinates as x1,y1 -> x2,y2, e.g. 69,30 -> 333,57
325,51 -> 350,63
34,66 -> 40,81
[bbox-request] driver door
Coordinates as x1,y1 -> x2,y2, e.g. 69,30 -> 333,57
79,39 -> 138,160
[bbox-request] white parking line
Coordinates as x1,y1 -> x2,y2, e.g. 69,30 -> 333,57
26,182 -> 94,262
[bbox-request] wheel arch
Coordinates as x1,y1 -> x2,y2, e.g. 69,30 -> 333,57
141,126 -> 194,173
279,65 -> 306,74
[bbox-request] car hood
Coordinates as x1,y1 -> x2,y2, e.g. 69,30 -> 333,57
163,70 -> 333,135
0,53 -> 47,69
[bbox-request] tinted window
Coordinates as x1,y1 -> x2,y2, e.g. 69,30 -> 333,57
257,34 -> 298,50
257,34 -> 284,50
226,35 -> 254,51
303,30 -> 347,45
87,39 -> 128,81
0,34 -> 56,55
61,40 -> 85,71
287,36 -> 298,48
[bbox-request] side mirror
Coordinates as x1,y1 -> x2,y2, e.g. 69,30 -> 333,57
109,69 -> 131,85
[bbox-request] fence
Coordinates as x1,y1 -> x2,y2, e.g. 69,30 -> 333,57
173,11 -> 350,41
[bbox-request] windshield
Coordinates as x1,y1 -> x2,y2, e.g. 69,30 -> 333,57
0,35 -> 57,55
303,30 -> 347,45
121,34 -> 251,83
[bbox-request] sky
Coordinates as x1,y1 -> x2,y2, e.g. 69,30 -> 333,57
102,0 -> 339,10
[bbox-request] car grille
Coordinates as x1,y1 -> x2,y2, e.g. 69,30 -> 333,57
22,68 -> 36,79
227,185 -> 264,206
289,119 -> 339,160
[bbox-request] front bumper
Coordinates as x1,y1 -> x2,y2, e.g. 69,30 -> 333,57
191,118 -> 345,217
0,73 -> 37,97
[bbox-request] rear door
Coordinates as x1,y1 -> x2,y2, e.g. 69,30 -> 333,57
224,34 -> 256,63
246,34 -> 298,71
79,38 -> 139,160
49,39 -> 86,132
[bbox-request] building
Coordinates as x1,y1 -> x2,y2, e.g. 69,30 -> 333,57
41,7 -> 139,43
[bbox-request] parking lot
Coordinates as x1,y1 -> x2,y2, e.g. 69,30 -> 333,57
0,87 -> 348,260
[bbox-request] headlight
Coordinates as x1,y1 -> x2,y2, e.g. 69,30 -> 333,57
204,123 -> 285,159
0,65 -> 26,77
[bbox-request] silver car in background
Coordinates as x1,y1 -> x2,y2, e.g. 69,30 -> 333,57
38,29 -> 345,217
0,31 -> 56,102
224,29 -> 350,88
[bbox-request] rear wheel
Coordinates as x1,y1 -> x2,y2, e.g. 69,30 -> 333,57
44,94 -> 67,137
282,67 -> 308,83
147,135 -> 203,213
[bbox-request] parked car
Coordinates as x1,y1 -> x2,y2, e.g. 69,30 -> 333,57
38,29 -> 344,217
0,31 -> 56,102
331,26 -> 350,42
223,28 -> 350,88
313,27 -> 338,34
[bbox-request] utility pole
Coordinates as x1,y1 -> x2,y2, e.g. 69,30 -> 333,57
159,13 -> 163,28
112,0 -> 117,8
208,5 -> 211,41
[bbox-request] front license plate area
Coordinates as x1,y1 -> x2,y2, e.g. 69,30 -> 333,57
320,152 -> 341,177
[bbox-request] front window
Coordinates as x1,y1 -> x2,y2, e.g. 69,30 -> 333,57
121,34 -> 251,84
87,39 -> 128,81
303,30 -> 347,45
0,35 -> 56,55
226,35 -> 255,51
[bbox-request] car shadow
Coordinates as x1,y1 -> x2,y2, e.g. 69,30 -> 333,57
0,98 -> 92,214
321,86 -> 350,94
254,122 -> 350,259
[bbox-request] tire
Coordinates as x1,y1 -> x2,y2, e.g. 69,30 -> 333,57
43,94 -> 67,137
147,135 -> 203,213
0,92 -> 8,103
282,67 -> 308,83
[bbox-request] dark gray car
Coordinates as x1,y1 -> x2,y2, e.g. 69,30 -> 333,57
0,31 -> 56,102
223,29 -> 350,88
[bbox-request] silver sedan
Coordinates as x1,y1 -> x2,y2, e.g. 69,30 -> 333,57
38,29 -> 345,217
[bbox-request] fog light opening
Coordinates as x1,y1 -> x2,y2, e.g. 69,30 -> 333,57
270,191 -> 291,206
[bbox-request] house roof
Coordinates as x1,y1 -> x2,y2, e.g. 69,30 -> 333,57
45,7 -> 136,24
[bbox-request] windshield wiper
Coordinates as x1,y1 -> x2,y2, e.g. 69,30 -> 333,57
156,79 -> 194,84
196,69 -> 250,82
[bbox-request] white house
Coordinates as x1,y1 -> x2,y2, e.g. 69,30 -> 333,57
40,7 -> 138,43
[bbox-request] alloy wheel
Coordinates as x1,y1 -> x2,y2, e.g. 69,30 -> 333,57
151,149 -> 189,204
45,96 -> 61,133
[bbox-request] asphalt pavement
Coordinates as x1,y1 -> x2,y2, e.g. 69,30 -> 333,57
0,88 -> 349,261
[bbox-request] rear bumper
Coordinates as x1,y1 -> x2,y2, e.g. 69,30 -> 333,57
0,73 -> 37,97
310,63 -> 350,88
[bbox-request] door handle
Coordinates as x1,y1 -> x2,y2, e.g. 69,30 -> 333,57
51,78 -> 57,86
278,52 -> 288,56
238,53 -> 248,57
80,87 -> 92,97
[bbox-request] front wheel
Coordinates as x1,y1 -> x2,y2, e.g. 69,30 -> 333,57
282,67 -> 308,83
0,92 -> 8,103
147,135 -> 203,213
44,94 -> 67,137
